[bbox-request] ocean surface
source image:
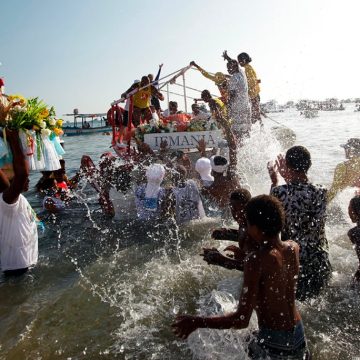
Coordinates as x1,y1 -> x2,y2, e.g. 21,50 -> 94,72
0,105 -> 359,359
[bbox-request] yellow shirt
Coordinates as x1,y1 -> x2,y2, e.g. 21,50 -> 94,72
133,86 -> 152,109
327,157 -> 360,202
214,97 -> 227,118
244,64 -> 260,99
199,69 -> 228,101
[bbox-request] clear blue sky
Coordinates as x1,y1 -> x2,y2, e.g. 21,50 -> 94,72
1,0 -> 359,118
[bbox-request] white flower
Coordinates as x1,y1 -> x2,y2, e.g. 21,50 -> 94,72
41,128 -> 51,138
14,105 -> 26,112
49,118 -> 56,126
40,121 -> 47,129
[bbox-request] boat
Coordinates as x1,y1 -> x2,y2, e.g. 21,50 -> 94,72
301,109 -> 319,118
63,110 -> 112,136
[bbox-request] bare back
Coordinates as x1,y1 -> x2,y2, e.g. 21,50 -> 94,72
256,240 -> 301,330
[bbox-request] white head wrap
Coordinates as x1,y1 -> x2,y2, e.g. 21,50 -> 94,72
195,157 -> 214,182
145,164 -> 165,198
210,155 -> 228,174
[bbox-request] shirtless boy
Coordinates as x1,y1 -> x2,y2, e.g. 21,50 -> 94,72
202,188 -> 252,271
172,195 -> 309,359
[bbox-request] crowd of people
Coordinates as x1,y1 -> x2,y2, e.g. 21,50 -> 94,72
1,50 -> 360,359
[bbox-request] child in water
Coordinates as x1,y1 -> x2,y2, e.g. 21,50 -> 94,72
348,195 -> 360,282
172,195 -> 309,359
201,188 -> 252,271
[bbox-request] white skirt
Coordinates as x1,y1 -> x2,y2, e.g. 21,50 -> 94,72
42,136 -> 61,171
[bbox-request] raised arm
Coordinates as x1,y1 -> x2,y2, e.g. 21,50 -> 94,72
153,63 -> 163,86
190,61 -> 217,83
121,83 -> 138,99
222,50 -> 235,62
3,129 -> 29,204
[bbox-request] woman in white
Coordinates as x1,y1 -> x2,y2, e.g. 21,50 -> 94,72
0,130 -> 38,276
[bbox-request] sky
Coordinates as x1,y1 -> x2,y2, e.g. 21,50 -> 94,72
1,0 -> 359,119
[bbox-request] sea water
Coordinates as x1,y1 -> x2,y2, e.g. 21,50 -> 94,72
0,106 -> 359,359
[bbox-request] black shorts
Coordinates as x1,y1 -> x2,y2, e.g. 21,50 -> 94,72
151,96 -> 161,111
122,110 -> 129,127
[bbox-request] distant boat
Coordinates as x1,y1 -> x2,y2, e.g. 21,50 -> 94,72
302,109 -> 319,118
63,111 -> 112,136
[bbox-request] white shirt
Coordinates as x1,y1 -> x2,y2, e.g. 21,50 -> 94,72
228,70 -> 251,112
0,194 -> 38,271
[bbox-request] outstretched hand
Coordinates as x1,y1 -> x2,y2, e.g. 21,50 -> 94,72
222,50 -> 231,61
172,315 -> 199,339
190,61 -> 197,67
224,245 -> 244,259
201,247 -> 224,266
267,160 -> 278,186
275,154 -> 288,179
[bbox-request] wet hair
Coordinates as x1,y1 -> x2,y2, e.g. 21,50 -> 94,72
285,146 -> 312,172
350,195 -> 360,216
230,188 -> 252,205
237,52 -> 252,64
245,195 -> 285,237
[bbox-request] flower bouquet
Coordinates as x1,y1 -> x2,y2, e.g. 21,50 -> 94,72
0,94 -> 64,175
134,119 -> 170,143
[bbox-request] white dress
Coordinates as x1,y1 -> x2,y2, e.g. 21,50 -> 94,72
228,70 -> 252,136
42,136 -> 61,171
0,194 -> 38,271
30,131 -> 45,170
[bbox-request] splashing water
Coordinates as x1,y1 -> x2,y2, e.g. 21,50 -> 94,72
0,108 -> 360,359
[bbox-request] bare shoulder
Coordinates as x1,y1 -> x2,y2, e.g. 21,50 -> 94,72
283,240 -> 299,252
244,251 -> 262,270
282,240 -> 300,263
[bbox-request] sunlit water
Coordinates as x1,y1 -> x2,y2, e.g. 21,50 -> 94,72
0,106 -> 359,359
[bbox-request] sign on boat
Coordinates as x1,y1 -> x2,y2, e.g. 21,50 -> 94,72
144,130 -> 222,150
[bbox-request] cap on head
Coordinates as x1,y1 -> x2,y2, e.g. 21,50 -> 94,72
341,138 -> 360,154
